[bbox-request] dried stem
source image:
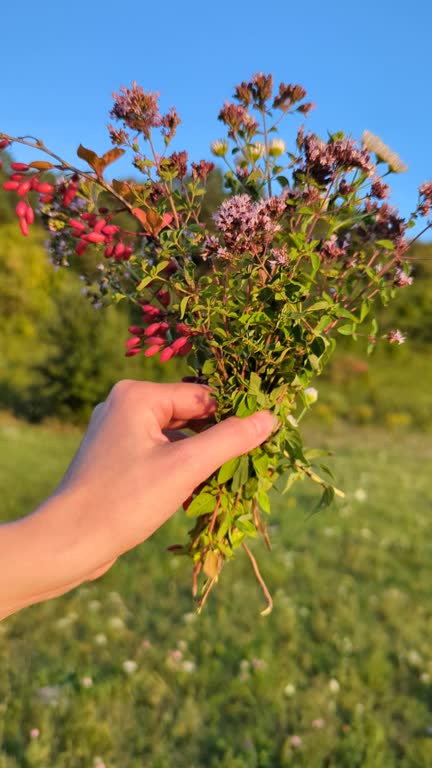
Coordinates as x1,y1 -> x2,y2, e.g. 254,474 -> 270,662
242,542 -> 273,616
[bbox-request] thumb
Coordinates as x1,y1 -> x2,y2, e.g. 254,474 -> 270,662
177,410 -> 278,487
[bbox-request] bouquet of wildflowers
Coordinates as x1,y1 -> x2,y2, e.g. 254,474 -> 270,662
1,73 -> 431,612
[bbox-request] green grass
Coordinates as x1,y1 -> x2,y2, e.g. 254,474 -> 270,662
1,416 -> 432,767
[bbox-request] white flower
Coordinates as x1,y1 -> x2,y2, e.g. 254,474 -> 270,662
94,633 -> 107,646
303,387 -> 318,405
81,676 -> 93,688
362,130 -> 408,173
88,600 -> 102,612
284,683 -> 296,697
211,139 -> 229,157
183,612 -> 197,624
269,138 -> 286,157
122,660 -> 138,675
286,414 -> 298,428
182,660 -> 196,673
108,616 -> 125,630
354,488 -> 368,502
329,678 -> 340,693
242,141 -> 265,162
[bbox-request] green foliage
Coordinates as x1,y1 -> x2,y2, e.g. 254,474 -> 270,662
1,418 -> 432,767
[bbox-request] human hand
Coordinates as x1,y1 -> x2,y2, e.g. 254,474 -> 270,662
1,380 -> 276,616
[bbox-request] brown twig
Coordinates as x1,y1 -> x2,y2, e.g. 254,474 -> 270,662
242,542 -> 273,615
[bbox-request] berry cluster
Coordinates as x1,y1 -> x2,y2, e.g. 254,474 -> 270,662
126,303 -> 195,361
1,148 -> 54,236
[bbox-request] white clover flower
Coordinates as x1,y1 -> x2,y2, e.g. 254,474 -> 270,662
81,676 -> 93,688
303,387 -> 318,405
182,660 -> 196,673
329,678 -> 340,693
354,488 -> 368,502
108,616 -> 125,630
183,612 -> 197,624
269,138 -> 286,157
362,130 -> 408,173
94,633 -> 108,646
284,683 -> 296,697
88,599 -> 102,612
122,659 -> 138,675
210,139 -> 229,157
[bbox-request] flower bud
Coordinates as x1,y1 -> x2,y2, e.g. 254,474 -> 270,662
210,139 -> 229,157
243,141 -> 265,162
269,138 -> 286,157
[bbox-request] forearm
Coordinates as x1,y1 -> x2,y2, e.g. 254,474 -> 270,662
0,490 -> 95,620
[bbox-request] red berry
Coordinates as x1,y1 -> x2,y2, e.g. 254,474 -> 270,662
176,322 -> 192,336
171,336 -> 189,352
114,242 -> 125,259
11,162 -> 29,171
157,289 -> 170,307
75,241 -> 88,256
3,180 -> 19,191
125,347 -> 142,357
19,218 -> 29,236
0,139 -> 11,150
17,181 -> 31,196
102,225 -> 120,236
94,218 -> 107,233
127,326 -> 145,335
104,244 -> 114,258
177,342 -> 192,356
125,336 -> 142,348
10,173 -> 24,182
140,304 -> 160,316
40,195 -> 53,203
69,218 -> 85,232
25,206 -> 34,225
122,246 -> 132,260
144,336 -> 165,345
15,201 -> 27,218
37,182 -> 54,195
144,322 -> 165,336
160,346 -> 175,362
144,345 -> 163,357
82,232 -> 106,244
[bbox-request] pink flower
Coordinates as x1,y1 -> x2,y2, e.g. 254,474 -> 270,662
290,735 -> 302,748
312,718 -> 326,729
388,329 -> 406,344
30,728 -> 40,739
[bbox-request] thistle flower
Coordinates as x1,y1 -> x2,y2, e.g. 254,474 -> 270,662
211,139 -> 229,157
362,130 -> 408,173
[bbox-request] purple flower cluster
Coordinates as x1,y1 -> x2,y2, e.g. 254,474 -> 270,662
110,83 -> 161,138
418,181 -> 432,217
208,194 -> 286,257
301,134 -> 375,185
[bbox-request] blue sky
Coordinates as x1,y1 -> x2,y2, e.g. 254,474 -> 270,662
1,0 -> 431,235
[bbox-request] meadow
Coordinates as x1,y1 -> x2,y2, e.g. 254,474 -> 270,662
1,406 -> 431,767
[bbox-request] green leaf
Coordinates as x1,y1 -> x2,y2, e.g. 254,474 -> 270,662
179,296 -> 189,319
248,372 -> 262,396
185,492 -> 217,518
311,252 -> 320,272
257,489 -> 271,514
217,457 -> 240,484
252,452 -> 269,477
315,485 -> 335,512
231,455 -> 250,493
282,471 -> 301,494
235,516 -> 257,536
337,323 -> 355,335
136,275 -> 154,291
201,359 -> 216,375
376,239 -> 395,250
